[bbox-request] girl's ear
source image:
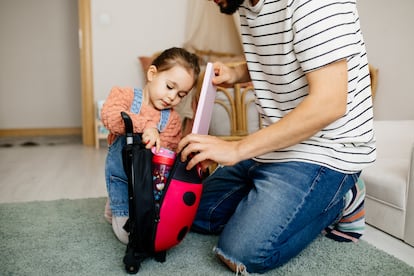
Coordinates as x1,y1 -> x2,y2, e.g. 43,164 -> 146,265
146,65 -> 157,81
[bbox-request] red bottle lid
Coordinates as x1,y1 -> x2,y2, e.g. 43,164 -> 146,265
152,147 -> 176,166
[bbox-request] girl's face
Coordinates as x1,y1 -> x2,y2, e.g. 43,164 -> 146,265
144,65 -> 194,110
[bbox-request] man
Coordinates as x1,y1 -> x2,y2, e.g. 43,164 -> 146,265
178,0 -> 375,273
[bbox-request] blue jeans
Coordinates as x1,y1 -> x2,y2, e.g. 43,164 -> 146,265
192,160 -> 360,273
105,136 -> 130,217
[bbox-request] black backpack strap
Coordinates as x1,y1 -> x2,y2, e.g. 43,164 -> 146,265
121,112 -> 158,274
121,111 -> 135,227
121,111 -> 134,144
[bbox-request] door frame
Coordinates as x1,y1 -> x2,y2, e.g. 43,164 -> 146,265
78,0 -> 95,146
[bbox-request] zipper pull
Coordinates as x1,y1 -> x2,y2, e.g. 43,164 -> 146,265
155,202 -> 161,222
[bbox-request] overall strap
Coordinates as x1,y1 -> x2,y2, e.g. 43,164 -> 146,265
130,88 -> 143,114
131,88 -> 171,132
158,109 -> 170,132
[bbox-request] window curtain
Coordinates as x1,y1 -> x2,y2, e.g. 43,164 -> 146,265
184,1 -> 243,55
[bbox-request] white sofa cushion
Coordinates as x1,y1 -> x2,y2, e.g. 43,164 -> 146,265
363,158 -> 408,209
361,120 -> 414,208
361,120 -> 414,241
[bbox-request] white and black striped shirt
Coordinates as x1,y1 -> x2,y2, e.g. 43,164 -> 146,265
239,0 -> 376,173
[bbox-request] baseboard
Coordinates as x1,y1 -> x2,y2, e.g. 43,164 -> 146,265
0,127 -> 82,137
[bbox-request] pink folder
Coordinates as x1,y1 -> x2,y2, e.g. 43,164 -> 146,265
191,63 -> 217,135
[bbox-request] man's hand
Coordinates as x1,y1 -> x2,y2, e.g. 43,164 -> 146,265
212,62 -> 251,85
177,133 -> 242,170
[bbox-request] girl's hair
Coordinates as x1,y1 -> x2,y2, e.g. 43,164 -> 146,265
151,47 -> 200,87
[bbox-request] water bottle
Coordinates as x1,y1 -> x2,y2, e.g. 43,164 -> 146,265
151,147 -> 176,202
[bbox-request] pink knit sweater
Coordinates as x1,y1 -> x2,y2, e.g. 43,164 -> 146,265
101,86 -> 182,150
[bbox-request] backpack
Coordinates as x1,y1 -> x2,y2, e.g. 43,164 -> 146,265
120,111 -> 203,274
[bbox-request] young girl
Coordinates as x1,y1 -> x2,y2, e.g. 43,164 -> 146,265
101,47 -> 200,244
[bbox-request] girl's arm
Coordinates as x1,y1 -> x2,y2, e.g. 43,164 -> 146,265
101,87 -> 161,135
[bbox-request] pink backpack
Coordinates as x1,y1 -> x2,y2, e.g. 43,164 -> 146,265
121,112 -> 203,274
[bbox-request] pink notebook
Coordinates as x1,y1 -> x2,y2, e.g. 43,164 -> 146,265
191,63 -> 217,135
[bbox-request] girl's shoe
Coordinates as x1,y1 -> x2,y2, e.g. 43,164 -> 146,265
112,216 -> 129,244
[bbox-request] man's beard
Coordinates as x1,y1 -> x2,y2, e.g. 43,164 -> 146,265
219,0 -> 245,15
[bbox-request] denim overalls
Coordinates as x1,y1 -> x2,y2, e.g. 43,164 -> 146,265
105,88 -> 170,217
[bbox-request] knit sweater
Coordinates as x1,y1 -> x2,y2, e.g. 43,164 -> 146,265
101,86 -> 182,150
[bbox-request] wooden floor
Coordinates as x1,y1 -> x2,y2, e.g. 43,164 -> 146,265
0,140 -> 413,267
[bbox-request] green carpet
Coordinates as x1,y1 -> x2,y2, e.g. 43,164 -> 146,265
1,198 -> 413,276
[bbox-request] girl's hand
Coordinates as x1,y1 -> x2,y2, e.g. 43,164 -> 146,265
142,128 -> 160,151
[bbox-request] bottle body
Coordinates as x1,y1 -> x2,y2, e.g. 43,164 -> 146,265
151,147 -> 176,202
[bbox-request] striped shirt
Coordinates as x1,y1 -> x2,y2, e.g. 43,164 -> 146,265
239,0 -> 376,173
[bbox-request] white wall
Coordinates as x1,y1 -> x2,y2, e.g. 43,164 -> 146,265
0,0 -> 190,130
0,0 -> 81,129
357,0 -> 414,120
91,0 -> 191,102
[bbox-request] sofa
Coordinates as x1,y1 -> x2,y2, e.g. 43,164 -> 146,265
361,120 -> 414,246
